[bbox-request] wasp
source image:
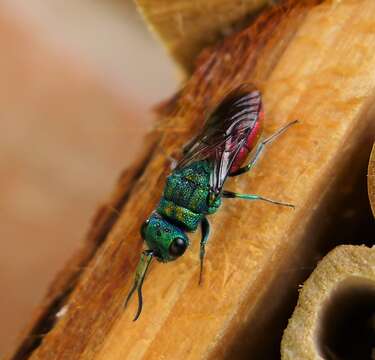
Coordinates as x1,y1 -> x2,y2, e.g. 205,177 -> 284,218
125,84 -> 297,320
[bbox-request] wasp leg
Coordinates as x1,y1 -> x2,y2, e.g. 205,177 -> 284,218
222,190 -> 295,208
199,216 -> 210,285
230,120 -> 298,177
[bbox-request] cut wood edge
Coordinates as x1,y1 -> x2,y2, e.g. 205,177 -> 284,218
134,0 -> 270,72
281,245 -> 375,360
368,143 -> 375,218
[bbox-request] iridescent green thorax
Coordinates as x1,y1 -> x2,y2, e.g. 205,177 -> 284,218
157,160 -> 221,231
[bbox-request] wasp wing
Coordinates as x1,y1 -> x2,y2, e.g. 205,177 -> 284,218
177,84 -> 262,194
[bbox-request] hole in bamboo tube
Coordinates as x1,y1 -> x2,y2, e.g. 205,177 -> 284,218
317,277 -> 375,360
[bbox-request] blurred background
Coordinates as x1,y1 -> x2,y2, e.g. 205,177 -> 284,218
0,0 -> 176,355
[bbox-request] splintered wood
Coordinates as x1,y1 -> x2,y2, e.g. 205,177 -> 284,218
10,1 -> 375,359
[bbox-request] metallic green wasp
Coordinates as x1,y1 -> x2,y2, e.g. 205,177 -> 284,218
125,84 -> 297,320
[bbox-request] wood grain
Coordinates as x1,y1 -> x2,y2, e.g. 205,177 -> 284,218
10,0 -> 375,359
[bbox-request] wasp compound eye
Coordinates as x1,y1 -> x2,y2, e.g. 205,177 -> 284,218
169,237 -> 187,257
140,219 -> 150,239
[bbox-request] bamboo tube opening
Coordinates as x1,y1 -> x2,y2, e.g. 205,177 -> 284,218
317,277 -> 375,360
282,246 -> 375,360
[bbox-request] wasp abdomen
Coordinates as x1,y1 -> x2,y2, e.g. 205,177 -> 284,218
230,110 -> 264,173
221,88 -> 264,174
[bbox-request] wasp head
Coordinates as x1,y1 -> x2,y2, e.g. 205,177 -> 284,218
141,213 -> 189,262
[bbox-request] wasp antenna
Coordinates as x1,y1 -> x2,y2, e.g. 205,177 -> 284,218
290,119 -> 299,125
124,250 -> 154,321
133,265 -> 147,321
124,280 -> 137,309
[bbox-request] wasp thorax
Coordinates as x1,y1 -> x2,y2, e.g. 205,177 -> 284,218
141,214 -> 189,262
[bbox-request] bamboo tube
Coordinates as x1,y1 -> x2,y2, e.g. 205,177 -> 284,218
9,1 -> 375,359
281,245 -> 375,360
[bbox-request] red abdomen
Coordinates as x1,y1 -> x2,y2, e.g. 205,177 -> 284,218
230,110 -> 264,173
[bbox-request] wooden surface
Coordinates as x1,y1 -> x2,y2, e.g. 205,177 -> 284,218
135,0 -> 268,71
281,245 -> 375,359
369,144 -> 375,218
10,0 -> 375,359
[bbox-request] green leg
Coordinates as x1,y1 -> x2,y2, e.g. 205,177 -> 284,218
199,217 -> 210,285
222,190 -> 295,208
230,120 -> 298,177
